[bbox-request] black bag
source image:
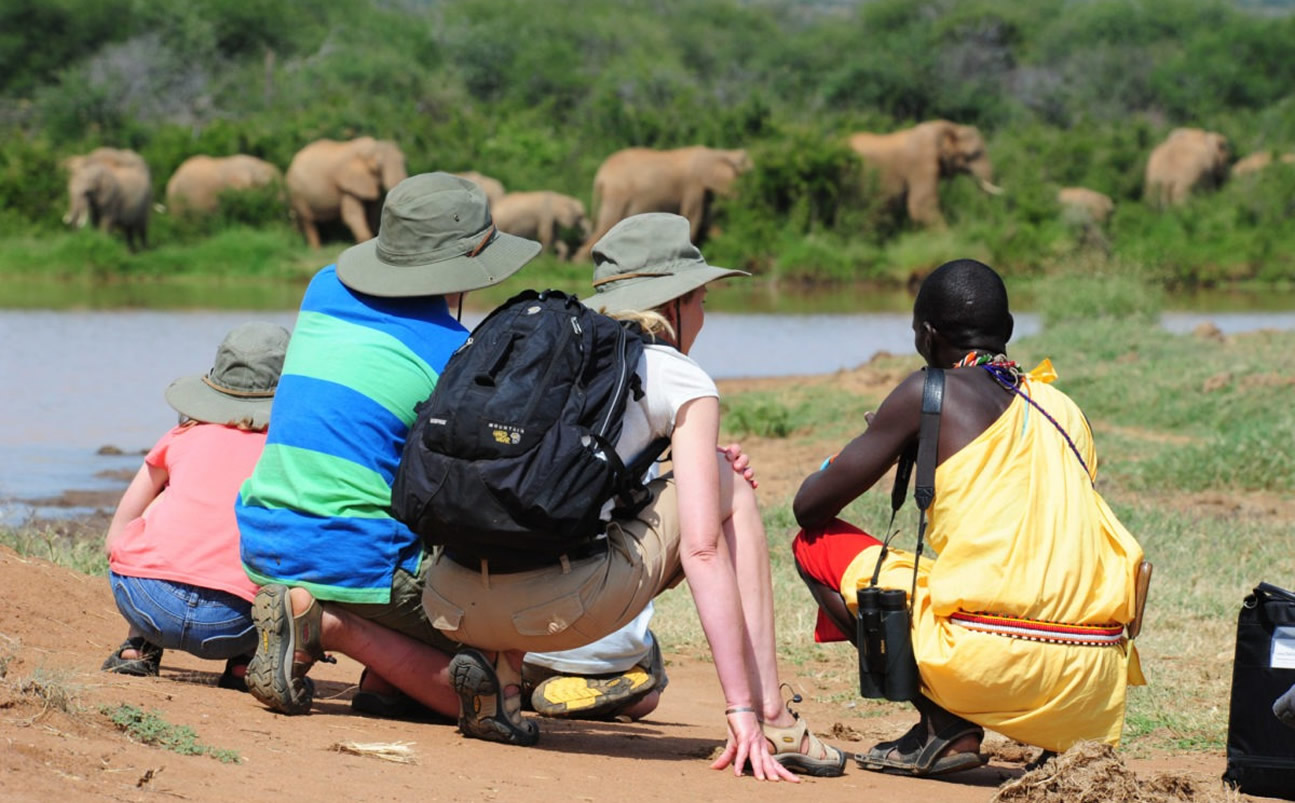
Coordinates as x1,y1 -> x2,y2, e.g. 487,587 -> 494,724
392,289 -> 668,563
1223,582 -> 1295,800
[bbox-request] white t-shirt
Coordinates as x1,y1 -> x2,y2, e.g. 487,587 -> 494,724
616,344 -> 719,466
527,344 -> 718,674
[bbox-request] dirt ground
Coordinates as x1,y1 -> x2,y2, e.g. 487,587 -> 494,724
0,365 -> 1278,803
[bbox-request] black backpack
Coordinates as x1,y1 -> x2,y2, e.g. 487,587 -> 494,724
1223,582 -> 1295,800
392,289 -> 669,563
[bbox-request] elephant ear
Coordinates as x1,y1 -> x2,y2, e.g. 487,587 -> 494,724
337,145 -> 382,201
938,125 -> 964,169
704,153 -> 742,192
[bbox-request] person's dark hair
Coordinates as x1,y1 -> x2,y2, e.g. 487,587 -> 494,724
913,259 -> 1013,350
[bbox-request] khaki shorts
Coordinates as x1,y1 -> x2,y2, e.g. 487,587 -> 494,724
421,477 -> 685,653
335,555 -> 458,654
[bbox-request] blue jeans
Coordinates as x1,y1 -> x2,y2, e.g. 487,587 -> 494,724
109,572 -> 256,660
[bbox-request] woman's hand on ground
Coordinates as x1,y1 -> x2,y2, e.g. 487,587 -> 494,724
717,443 -> 758,488
710,710 -> 800,782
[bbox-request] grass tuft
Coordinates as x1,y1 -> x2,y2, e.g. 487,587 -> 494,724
102,704 -> 241,763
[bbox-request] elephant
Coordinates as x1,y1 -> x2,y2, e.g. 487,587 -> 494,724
846,120 -> 1002,228
165,154 -> 283,215
1144,128 -> 1230,207
1057,187 -> 1114,225
573,145 -> 752,261
62,147 -> 152,251
1232,151 -> 1295,178
453,171 -> 506,206
492,191 -> 591,259
284,137 -> 407,248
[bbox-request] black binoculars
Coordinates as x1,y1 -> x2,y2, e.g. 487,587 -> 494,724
856,586 -> 919,702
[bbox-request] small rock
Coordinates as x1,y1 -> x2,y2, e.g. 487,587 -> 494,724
96,445 -> 124,456
1201,372 -> 1232,392
1193,321 -> 1226,342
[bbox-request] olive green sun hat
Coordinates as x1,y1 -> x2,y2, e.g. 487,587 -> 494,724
164,322 -> 291,430
588,213 -> 748,314
337,172 -> 541,298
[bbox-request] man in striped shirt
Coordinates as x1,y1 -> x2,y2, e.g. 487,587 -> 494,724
236,172 -> 541,717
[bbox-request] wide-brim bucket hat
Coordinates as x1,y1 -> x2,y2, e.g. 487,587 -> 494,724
588,213 -> 748,314
337,172 -> 541,297
164,321 -> 291,430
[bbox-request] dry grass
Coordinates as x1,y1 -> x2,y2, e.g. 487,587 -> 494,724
330,741 -> 417,764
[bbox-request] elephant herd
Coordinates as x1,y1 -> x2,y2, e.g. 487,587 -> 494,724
62,123 -> 1294,255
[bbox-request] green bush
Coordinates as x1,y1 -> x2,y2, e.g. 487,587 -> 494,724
721,396 -> 800,439
3,0 -> 1295,286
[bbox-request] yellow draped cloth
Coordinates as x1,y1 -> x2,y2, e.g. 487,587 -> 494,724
839,363 -> 1145,751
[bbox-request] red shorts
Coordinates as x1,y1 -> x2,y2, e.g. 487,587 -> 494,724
792,518 -> 881,643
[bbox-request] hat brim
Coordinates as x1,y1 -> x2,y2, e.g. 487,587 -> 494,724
164,376 -> 273,430
588,264 -> 750,314
335,231 -> 542,298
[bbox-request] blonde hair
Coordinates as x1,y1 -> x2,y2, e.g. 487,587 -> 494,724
600,287 -> 704,343
604,309 -> 675,341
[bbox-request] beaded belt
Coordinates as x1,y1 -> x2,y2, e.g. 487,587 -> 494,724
949,611 -> 1126,647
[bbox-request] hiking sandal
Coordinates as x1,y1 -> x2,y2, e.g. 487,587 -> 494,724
761,714 -> 847,777
450,648 -> 539,746
246,585 -> 327,715
217,653 -> 253,693
855,718 -> 987,777
101,637 -> 163,677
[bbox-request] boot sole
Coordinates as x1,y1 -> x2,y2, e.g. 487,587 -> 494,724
245,585 -> 313,715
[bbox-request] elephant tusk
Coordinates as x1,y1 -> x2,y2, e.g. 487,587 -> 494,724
978,178 -> 1005,195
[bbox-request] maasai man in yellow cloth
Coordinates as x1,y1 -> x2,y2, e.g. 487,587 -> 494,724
792,259 -> 1145,777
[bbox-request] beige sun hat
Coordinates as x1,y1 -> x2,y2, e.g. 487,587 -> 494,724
336,172 -> 541,297
588,213 -> 748,313
163,322 -> 291,430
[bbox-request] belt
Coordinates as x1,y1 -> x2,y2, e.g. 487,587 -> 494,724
443,539 -> 609,575
949,610 -> 1126,647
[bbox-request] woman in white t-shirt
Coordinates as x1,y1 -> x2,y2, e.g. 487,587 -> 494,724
422,213 -> 845,781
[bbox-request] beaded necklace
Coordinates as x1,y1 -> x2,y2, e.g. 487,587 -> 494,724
953,350 -> 1094,485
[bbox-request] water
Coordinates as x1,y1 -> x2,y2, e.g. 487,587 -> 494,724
4,302 -> 1295,521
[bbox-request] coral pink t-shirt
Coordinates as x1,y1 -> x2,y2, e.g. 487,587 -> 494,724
108,423 -> 265,602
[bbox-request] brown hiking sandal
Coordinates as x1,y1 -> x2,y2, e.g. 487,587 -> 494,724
450,648 -> 539,746
246,584 -> 327,715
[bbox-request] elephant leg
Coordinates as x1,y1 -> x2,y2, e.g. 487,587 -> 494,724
573,203 -> 623,262
679,190 -> 706,243
906,181 -> 947,228
340,194 -> 374,243
555,240 -> 570,261
538,215 -> 555,255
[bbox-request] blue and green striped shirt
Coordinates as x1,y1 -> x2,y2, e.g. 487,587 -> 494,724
236,265 -> 468,603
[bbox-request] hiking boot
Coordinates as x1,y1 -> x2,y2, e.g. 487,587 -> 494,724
450,648 -> 539,746
245,585 -> 325,715
530,637 -> 668,720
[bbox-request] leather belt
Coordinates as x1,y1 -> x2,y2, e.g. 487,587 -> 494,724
949,610 -> 1126,647
443,539 -> 609,574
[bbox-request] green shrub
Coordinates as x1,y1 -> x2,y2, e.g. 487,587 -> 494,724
721,396 -> 800,439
